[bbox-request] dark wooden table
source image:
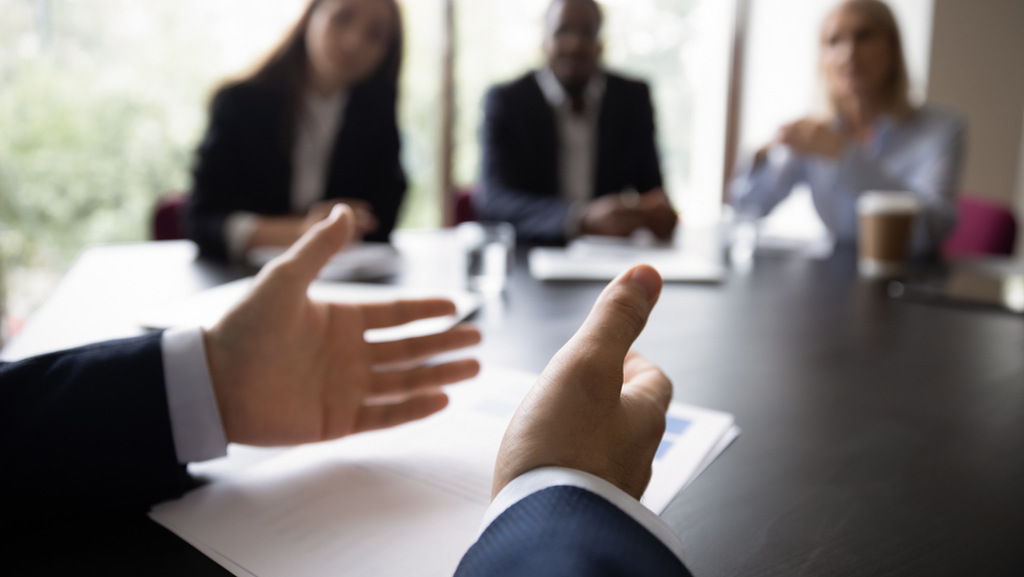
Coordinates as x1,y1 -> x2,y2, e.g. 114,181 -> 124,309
5,233 -> 1023,576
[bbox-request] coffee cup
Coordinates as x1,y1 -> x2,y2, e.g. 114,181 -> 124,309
857,191 -> 921,278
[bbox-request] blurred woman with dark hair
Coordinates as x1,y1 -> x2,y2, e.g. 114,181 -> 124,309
187,0 -> 406,261
730,0 -> 964,256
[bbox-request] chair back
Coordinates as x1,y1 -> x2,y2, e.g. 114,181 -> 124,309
942,195 -> 1018,258
454,188 -> 478,224
153,194 -> 188,241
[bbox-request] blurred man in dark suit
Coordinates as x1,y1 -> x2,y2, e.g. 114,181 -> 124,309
477,0 -> 678,245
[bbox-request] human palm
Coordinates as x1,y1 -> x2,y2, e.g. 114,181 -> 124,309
204,206 -> 481,446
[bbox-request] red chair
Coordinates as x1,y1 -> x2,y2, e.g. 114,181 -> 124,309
454,187 -> 477,224
152,194 -> 188,241
942,196 -> 1018,258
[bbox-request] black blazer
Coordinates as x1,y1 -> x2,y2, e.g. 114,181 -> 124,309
0,333 -> 190,523
187,79 -> 407,260
477,70 -> 664,244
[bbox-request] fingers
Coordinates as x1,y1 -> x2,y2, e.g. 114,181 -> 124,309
337,198 -> 372,211
356,212 -> 379,234
608,213 -> 646,237
647,211 -> 678,240
359,299 -> 458,329
776,126 -> 796,147
776,119 -> 807,145
306,202 -> 336,222
642,187 -> 670,207
369,359 -> 481,398
370,324 -> 481,365
352,392 -> 450,434
262,204 -> 355,290
340,200 -> 379,234
622,351 -> 672,412
639,196 -> 678,239
571,265 -> 663,363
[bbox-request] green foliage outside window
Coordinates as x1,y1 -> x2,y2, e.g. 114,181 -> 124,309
0,0 -> 442,325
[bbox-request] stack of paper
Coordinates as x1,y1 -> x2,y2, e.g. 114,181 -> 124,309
151,366 -> 738,577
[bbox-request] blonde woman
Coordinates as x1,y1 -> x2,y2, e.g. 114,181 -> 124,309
730,0 -> 964,255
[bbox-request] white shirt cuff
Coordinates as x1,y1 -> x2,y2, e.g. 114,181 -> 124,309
161,327 -> 229,464
224,211 -> 260,262
482,466 -> 686,563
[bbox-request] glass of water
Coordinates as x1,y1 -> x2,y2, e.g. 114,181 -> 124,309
457,221 -> 515,296
728,209 -> 760,268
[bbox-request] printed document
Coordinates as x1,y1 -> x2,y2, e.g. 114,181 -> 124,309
151,366 -> 738,577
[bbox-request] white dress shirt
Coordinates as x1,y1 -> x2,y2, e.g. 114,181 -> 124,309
222,89 -> 349,260
535,68 -> 607,239
161,327 -> 228,463
158,328 -> 684,563
730,105 -> 965,255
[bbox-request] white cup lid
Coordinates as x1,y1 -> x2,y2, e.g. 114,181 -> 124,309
857,191 -> 921,215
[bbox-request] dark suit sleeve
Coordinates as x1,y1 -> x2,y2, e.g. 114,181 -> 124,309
478,86 -> 573,244
455,486 -> 693,577
0,333 -> 191,522
630,82 -> 664,194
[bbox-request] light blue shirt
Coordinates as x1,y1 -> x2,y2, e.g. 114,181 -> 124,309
730,105 -> 965,255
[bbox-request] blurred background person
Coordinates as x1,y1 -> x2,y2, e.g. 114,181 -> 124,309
187,0 -> 407,261
476,0 -> 678,245
730,0 -> 964,256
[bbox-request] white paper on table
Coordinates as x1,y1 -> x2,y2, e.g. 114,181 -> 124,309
246,242 -> 402,281
642,404 -> 739,511
529,236 -> 726,283
137,279 -> 482,343
150,366 -> 738,577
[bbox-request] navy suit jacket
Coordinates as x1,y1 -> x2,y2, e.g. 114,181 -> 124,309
477,70 -> 664,245
0,336 -> 692,575
0,333 -> 191,523
456,485 -> 693,576
186,79 -> 407,260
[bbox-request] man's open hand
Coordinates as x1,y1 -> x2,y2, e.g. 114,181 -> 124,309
205,206 -> 481,446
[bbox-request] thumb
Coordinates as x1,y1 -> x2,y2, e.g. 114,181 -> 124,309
570,264 -> 663,369
258,204 -> 355,292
